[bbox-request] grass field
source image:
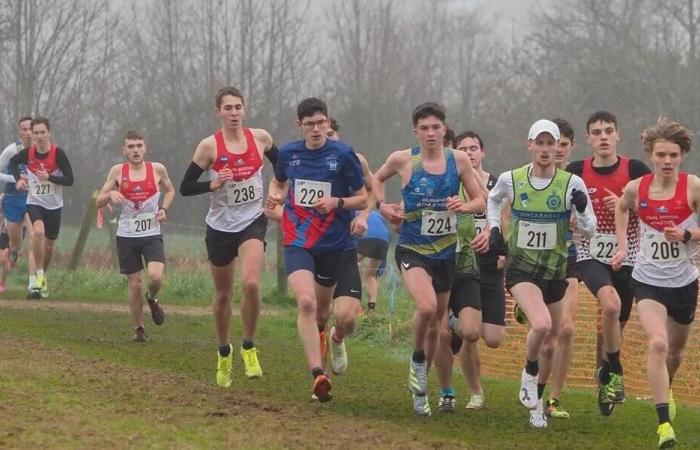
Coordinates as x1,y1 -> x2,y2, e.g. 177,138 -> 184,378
1,228 -> 699,448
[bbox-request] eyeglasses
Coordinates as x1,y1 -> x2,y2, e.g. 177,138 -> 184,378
301,119 -> 329,130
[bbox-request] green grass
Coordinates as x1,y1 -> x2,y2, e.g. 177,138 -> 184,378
1,304 -> 699,449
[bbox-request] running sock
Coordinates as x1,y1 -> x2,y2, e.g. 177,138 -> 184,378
28,275 -> 36,289
537,383 -> 546,400
332,329 -> 343,343
241,339 -> 254,350
525,359 -> 539,376
600,360 -> 611,384
440,387 -> 455,397
655,403 -> 670,424
218,344 -> 231,357
318,324 -> 326,333
311,367 -> 325,379
607,351 -> 623,374
412,350 -> 426,364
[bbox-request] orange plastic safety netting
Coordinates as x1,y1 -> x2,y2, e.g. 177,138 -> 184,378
477,283 -> 700,406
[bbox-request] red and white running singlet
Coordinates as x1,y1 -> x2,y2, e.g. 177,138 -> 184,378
577,157 -> 640,265
205,128 -> 264,232
27,145 -> 63,210
117,162 -> 161,238
633,173 -> 698,287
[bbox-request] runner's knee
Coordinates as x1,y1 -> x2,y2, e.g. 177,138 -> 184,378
648,334 -> 668,358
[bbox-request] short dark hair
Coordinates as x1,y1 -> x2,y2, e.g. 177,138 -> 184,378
297,97 -> 327,121
444,127 -> 456,147
123,130 -> 145,142
18,116 -> 32,125
329,117 -> 340,132
412,102 -> 446,126
586,111 -> 618,133
552,118 -> 574,141
641,118 -> 691,154
454,130 -> 485,151
31,116 -> 50,131
216,86 -> 244,109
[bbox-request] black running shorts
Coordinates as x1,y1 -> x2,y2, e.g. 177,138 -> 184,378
205,213 -> 267,267
631,278 -> 698,325
578,259 -> 634,322
27,205 -> 61,240
116,235 -> 165,275
394,246 -> 455,294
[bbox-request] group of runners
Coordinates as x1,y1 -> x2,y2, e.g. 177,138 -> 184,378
4,87 -> 698,449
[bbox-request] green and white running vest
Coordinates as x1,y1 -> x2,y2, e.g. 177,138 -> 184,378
507,165 -> 572,280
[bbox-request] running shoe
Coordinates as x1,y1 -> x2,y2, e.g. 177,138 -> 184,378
529,399 -> 548,429
513,303 -> 527,325
216,344 -> 233,388
312,373 -> 332,402
669,389 -> 676,422
546,398 -> 570,419
367,302 -> 376,311
329,327 -> 348,375
146,293 -> 165,325
606,372 -> 625,403
657,422 -> 676,449
39,275 -> 48,298
408,357 -> 428,395
240,346 -> 262,378
438,394 -> 456,412
596,367 -> 615,416
132,326 -> 147,342
412,392 -> 431,416
519,369 -> 538,409
466,393 -> 485,410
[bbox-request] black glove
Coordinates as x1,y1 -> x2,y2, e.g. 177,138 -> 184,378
571,188 -> 588,213
490,227 -> 508,256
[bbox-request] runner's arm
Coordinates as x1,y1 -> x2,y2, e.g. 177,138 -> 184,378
455,151 -> 486,214
486,172 -> 512,230
254,129 -> 278,168
95,166 -> 121,208
567,175 -> 596,239
687,175 -> 700,242
156,163 -> 176,211
0,145 -> 17,184
9,148 -> 29,181
180,140 -> 215,196
611,179 -> 639,269
49,148 -> 74,186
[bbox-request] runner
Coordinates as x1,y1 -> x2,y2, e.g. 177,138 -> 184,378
0,199 -> 11,291
96,131 -> 174,341
485,119 -> 595,428
541,118 -> 581,418
180,86 -> 277,387
612,118 -> 699,449
0,116 -> 37,294
266,98 -> 367,402
355,210 -> 390,311
566,111 -> 651,415
373,102 -> 485,416
9,117 -> 73,299
434,130 -> 506,412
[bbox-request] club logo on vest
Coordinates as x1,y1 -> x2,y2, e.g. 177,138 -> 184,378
655,205 -> 668,214
546,192 -> 562,210
220,155 -> 228,162
640,200 -> 648,209
520,192 -> 529,207
327,157 -> 338,171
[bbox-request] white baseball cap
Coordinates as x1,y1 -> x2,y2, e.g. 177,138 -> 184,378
528,119 -> 560,140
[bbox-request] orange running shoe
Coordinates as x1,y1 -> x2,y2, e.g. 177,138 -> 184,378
313,373 -> 332,402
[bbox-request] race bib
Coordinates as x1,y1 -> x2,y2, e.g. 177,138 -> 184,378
517,221 -> 556,250
474,218 -> 487,235
128,213 -> 157,234
31,181 -> 52,197
421,210 -> 457,236
590,233 -> 618,263
226,178 -> 261,206
294,179 -> 331,208
643,232 -> 687,264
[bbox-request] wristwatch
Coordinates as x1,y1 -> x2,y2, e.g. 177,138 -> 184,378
337,197 -> 345,209
375,200 -> 383,210
683,229 -> 692,243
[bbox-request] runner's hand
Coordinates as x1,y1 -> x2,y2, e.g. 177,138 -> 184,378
156,208 -> 167,223
350,215 -> 368,236
446,196 -> 466,213
571,188 -> 588,213
610,248 -> 626,271
663,223 -> 685,242
497,255 -> 506,271
378,202 -> 404,224
108,190 -> 127,205
602,188 -> 618,212
472,229 -> 490,254
36,164 -> 50,182
210,168 -> 233,191
489,227 -> 508,256
265,192 -> 283,210
15,178 -> 28,191
312,196 -> 338,214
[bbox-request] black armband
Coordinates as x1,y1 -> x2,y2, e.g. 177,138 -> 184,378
179,162 -> 212,196
265,144 -> 279,168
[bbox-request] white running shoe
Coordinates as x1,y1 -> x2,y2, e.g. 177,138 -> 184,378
330,327 -> 348,375
412,392 -> 432,416
519,369 -> 539,409
409,357 -> 428,395
466,392 -> 485,410
529,399 -> 548,429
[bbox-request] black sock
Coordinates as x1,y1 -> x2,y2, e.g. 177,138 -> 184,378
242,339 -> 254,350
412,350 -> 426,363
600,361 -> 611,384
311,367 -> 325,379
607,351 -> 623,374
656,403 -> 670,424
218,344 -> 231,357
669,375 -> 674,386
318,324 -> 326,333
525,359 -> 539,376
537,383 -> 546,400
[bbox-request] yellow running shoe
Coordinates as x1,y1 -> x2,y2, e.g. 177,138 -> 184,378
669,389 -> 676,422
657,422 -> 676,449
40,275 -> 49,298
240,346 -> 263,378
216,344 -> 233,388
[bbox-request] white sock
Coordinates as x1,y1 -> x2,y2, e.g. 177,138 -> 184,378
29,275 -> 36,289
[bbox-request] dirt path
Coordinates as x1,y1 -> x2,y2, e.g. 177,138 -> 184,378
0,299 -> 282,317
0,337 -> 457,449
